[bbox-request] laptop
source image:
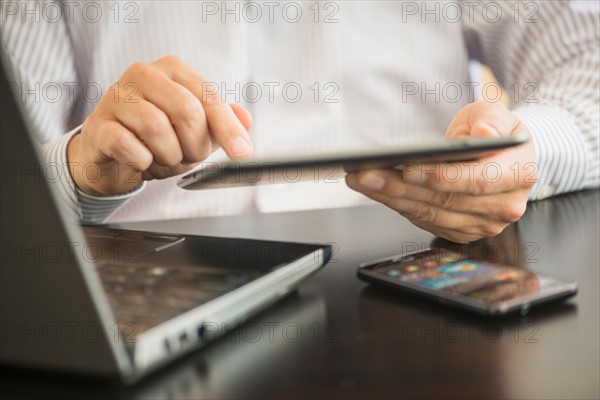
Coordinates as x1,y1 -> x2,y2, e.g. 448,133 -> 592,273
0,51 -> 331,383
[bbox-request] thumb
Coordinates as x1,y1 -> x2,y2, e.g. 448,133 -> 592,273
469,102 -> 519,138
445,102 -> 520,139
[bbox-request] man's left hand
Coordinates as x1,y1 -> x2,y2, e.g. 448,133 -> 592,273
346,101 -> 538,244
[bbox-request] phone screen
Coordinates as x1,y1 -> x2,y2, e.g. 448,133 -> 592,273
365,249 -> 575,312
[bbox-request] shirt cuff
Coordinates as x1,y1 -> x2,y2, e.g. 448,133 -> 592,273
512,105 -> 588,201
42,125 -> 146,224
77,182 -> 146,224
42,126 -> 84,222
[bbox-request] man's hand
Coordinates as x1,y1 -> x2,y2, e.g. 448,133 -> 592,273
67,55 -> 253,196
346,101 -> 538,244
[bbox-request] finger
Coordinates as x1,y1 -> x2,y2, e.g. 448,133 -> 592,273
348,169 -> 528,223
230,103 -> 253,132
138,71 -> 212,163
369,190 -> 508,239
401,144 -> 535,195
143,161 -> 199,180
445,101 -> 520,139
203,104 -> 253,154
92,119 -> 153,172
113,99 -> 183,167
153,56 -> 253,159
346,173 -> 502,233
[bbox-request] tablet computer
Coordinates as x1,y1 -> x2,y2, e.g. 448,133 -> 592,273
177,133 -> 529,190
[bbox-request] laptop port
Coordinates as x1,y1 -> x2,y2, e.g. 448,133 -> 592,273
197,324 -> 205,341
163,339 -> 171,353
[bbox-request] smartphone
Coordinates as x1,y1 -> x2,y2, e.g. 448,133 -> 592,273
357,248 -> 578,316
178,133 -> 529,190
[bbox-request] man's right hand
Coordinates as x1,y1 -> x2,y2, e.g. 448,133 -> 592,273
67,55 -> 253,196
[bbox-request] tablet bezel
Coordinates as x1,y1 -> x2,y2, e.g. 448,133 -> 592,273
177,132 -> 530,190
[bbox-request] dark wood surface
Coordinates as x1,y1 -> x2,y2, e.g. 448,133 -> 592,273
2,190 -> 598,399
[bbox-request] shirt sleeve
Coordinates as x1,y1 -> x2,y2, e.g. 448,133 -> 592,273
461,0 -> 600,200
1,0 -> 144,223
42,126 -> 146,224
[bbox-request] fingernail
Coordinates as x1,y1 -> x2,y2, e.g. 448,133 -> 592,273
358,173 -> 386,191
230,136 -> 252,157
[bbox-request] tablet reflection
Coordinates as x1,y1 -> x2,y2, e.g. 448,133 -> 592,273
126,290 -> 327,399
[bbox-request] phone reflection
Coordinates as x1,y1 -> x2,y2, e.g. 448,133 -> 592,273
355,192 -> 597,398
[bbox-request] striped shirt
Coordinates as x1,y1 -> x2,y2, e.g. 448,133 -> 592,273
1,0 -> 598,224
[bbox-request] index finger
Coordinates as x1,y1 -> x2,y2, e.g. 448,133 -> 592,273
154,56 -> 253,159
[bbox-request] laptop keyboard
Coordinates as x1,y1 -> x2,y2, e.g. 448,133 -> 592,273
96,262 -> 258,337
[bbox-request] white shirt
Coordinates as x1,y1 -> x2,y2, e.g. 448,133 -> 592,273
2,0 -> 599,224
